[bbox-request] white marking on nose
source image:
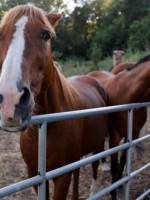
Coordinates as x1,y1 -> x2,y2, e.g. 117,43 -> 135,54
0,15 -> 28,88
0,16 -> 28,126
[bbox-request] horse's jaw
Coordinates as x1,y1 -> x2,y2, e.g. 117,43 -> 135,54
0,116 -> 31,132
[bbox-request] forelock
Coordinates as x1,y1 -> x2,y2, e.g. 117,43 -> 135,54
0,5 -> 55,36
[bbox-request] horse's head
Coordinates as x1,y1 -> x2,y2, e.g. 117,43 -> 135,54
0,5 -> 63,131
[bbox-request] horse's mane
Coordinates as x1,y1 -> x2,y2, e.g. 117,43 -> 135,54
0,5 -> 55,36
54,63 -> 79,109
127,54 -> 150,71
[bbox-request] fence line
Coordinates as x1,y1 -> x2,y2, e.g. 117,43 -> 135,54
30,102 -> 150,125
1,102 -> 150,199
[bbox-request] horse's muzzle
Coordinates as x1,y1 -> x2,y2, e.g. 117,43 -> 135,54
0,116 -> 31,132
0,85 -> 34,132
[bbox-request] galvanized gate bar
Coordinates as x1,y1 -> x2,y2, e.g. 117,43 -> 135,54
136,188 -> 150,200
0,175 -> 43,198
0,134 -> 150,198
45,143 -> 130,180
87,176 -> 129,200
1,132 -> 149,198
130,162 -> 150,179
87,161 -> 150,199
38,122 -> 47,200
125,109 -> 133,200
132,134 -> 150,145
30,102 -> 150,125
0,143 -> 130,198
0,103 -> 150,199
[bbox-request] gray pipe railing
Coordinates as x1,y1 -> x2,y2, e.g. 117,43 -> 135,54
0,102 -> 150,199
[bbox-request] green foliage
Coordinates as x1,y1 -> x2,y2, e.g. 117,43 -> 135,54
124,49 -> 149,63
1,0 -> 150,67
70,5 -> 96,57
60,55 -> 113,77
88,0 -> 150,61
88,43 -> 102,66
52,18 -> 73,59
122,0 -> 150,28
60,57 -> 93,77
61,50 -> 150,78
0,0 -> 66,12
128,15 -> 150,51
0,0 -> 29,10
97,56 -> 113,71
89,22 -> 126,61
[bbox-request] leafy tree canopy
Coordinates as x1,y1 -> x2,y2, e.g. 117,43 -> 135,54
1,0 -> 150,60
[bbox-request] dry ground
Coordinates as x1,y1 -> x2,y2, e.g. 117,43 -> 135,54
1,108 -> 150,200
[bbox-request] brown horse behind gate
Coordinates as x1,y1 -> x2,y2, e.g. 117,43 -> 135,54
88,56 -> 150,200
110,61 -> 148,193
0,5 -> 108,200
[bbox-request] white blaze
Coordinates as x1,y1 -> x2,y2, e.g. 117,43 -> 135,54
0,16 -> 28,126
0,15 -> 28,87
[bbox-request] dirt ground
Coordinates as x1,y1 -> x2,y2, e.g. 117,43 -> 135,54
1,108 -> 150,200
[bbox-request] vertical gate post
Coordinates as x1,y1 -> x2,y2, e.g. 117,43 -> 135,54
38,122 -> 47,200
125,109 -> 133,200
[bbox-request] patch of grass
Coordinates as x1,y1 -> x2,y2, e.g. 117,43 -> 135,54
59,56 -> 113,77
125,49 -> 149,62
58,50 -> 150,77
59,57 -> 93,77
97,56 -> 113,71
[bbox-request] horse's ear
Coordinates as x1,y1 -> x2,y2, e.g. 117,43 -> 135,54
46,12 -> 64,28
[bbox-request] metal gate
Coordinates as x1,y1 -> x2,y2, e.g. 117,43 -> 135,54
0,102 -> 150,200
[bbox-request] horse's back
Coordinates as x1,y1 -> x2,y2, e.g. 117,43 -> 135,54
88,70 -> 114,87
68,75 -> 108,155
68,75 -> 107,108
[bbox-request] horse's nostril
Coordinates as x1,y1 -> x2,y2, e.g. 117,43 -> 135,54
0,94 -> 4,103
17,87 -> 31,111
7,117 -> 22,127
21,87 -> 30,107
8,117 -> 20,123
8,117 -> 13,122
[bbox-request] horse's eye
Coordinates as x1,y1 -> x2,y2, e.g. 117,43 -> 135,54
42,31 -> 51,41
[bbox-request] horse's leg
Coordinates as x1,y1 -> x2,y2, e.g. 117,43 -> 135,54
101,157 -> 110,172
118,132 -> 140,183
101,133 -> 110,172
90,160 -> 99,197
109,130 -> 121,200
27,167 -> 50,199
119,149 -> 126,178
117,137 -> 127,185
72,169 -> 80,200
53,172 -> 72,200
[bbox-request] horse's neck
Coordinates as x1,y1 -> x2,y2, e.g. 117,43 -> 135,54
108,62 -> 150,104
33,68 -> 77,115
127,62 -> 150,101
133,62 -> 150,101
33,72 -> 62,116
112,62 -> 135,74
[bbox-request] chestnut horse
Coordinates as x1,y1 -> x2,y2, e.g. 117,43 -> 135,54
88,56 -> 150,200
110,62 -> 135,74
0,5 -> 108,200
110,61 -> 148,193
